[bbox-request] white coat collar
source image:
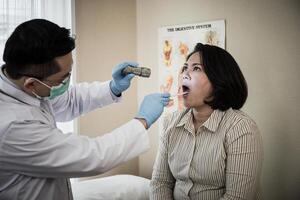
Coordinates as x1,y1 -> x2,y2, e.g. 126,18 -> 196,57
0,65 -> 41,107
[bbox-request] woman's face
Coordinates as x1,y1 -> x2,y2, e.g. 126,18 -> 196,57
181,52 -> 213,110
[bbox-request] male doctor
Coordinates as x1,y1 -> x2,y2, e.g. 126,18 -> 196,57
0,19 -> 170,200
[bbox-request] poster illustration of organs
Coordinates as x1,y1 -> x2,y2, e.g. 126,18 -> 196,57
158,20 -> 225,116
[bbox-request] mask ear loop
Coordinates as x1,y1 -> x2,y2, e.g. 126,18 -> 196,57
24,78 -> 50,99
31,78 -> 52,89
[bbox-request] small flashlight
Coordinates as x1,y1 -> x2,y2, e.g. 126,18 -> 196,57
122,66 -> 151,78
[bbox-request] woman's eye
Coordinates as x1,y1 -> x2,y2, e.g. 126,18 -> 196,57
181,66 -> 188,73
193,66 -> 202,71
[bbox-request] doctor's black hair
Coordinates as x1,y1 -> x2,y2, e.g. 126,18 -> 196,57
2,19 -> 75,80
186,43 -> 248,111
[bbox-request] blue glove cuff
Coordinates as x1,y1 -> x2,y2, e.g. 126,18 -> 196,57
135,112 -> 153,128
109,81 -> 122,96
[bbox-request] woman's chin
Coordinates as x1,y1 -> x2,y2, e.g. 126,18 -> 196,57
183,101 -> 192,108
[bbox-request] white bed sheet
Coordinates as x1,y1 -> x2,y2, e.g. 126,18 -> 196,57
71,175 -> 150,200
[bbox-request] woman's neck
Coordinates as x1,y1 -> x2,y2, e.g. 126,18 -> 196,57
192,105 -> 213,131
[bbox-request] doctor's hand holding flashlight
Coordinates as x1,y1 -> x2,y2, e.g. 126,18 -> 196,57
0,19 -> 169,200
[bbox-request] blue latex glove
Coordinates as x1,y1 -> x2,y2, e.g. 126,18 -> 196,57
110,61 -> 138,96
136,93 -> 171,128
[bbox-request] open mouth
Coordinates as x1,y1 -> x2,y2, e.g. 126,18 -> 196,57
181,85 -> 190,96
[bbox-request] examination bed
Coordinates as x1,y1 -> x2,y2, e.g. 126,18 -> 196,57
72,175 -> 150,200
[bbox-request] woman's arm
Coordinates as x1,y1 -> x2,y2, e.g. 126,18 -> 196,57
221,119 -> 263,200
150,117 -> 176,200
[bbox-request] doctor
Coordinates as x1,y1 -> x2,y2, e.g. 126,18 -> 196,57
0,19 -> 170,200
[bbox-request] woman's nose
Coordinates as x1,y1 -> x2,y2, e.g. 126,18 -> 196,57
182,73 -> 191,80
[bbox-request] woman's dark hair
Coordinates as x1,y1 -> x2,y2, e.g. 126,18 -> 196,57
186,43 -> 248,110
3,19 -> 75,80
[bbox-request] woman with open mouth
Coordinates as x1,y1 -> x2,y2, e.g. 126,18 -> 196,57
150,43 -> 263,200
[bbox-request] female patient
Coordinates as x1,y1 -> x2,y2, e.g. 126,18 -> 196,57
150,43 -> 263,200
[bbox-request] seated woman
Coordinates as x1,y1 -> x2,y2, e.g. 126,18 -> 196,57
150,43 -> 263,200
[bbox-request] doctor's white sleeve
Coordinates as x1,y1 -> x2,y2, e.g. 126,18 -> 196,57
51,81 -> 120,122
0,119 -> 149,178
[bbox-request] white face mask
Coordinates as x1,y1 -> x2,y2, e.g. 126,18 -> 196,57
31,76 -> 71,100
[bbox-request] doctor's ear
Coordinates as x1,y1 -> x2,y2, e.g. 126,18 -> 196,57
23,78 -> 37,91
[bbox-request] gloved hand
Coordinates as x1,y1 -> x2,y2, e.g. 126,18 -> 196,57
136,93 -> 171,128
110,61 -> 138,96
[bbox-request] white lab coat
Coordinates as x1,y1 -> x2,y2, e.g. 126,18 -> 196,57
0,67 -> 150,200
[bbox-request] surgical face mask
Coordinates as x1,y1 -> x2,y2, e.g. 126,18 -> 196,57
32,75 -> 71,100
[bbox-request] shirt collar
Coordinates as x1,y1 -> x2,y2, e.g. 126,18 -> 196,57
176,108 -> 226,133
202,109 -> 226,132
176,109 -> 194,134
176,108 -> 192,127
0,65 -> 41,107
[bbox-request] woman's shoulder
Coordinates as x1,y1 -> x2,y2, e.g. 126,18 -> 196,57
225,109 -> 257,124
162,108 -> 190,128
160,109 -> 190,142
223,108 -> 259,135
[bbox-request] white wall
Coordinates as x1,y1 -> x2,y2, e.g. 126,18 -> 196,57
136,0 -> 300,199
75,0 -> 139,178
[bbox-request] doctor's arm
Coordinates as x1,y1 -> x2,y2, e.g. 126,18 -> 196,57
51,62 -> 137,122
220,119 -> 263,200
0,93 -> 170,178
51,81 -> 119,122
0,119 -> 148,178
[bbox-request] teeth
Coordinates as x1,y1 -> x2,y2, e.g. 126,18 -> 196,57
171,92 -> 188,97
